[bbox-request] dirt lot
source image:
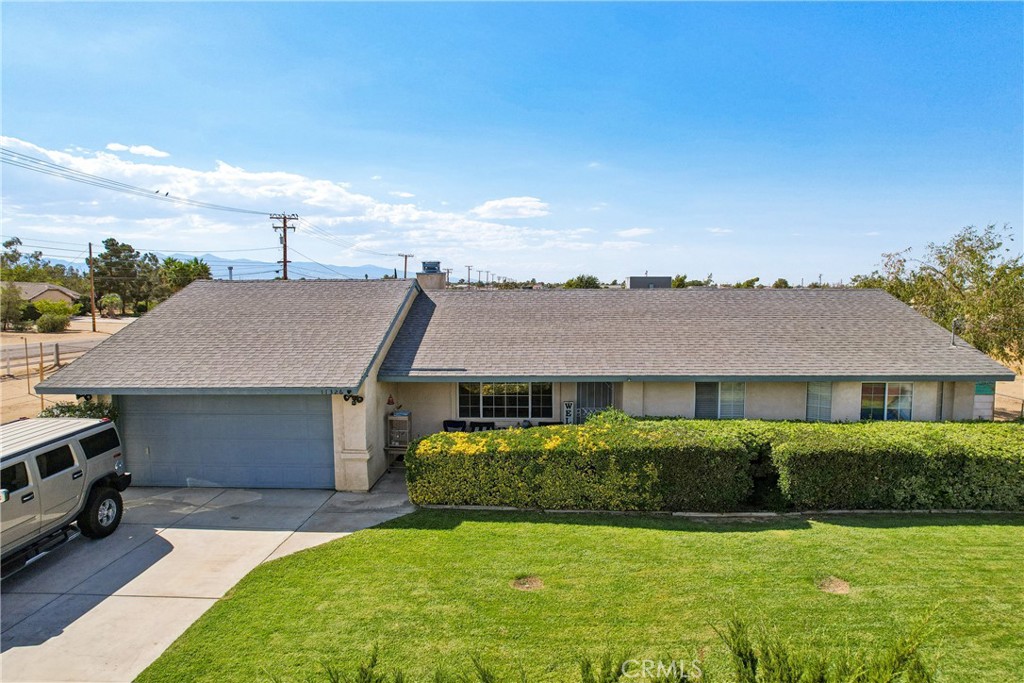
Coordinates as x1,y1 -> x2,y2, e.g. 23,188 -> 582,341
995,370 -> 1023,422
1,317 -> 133,423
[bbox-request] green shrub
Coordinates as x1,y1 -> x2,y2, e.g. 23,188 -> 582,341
21,302 -> 41,321
409,412 -> 1023,513
35,312 -> 71,333
407,411 -> 753,512
33,299 -> 81,317
38,400 -> 119,421
771,421 -> 1024,510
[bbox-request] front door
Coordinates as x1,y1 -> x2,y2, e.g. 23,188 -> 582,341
576,382 -> 617,423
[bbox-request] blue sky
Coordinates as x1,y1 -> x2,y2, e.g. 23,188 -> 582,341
2,2 -> 1022,283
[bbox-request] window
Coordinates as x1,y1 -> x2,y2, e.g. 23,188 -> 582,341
861,382 -> 913,421
720,382 -> 745,419
36,445 -> 76,479
694,382 -> 745,419
458,382 -> 553,419
806,382 -> 832,422
80,427 -> 120,459
2,462 -> 30,493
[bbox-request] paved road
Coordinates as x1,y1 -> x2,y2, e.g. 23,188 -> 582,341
1,337 -> 104,363
0,471 -> 413,682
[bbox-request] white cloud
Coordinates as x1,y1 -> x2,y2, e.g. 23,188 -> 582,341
470,196 -> 549,219
389,191 -> 415,198
370,175 -> 382,181
706,227 -> 733,235
105,142 -> 170,158
1,137 -> 613,280
616,227 -> 654,238
587,161 -> 602,169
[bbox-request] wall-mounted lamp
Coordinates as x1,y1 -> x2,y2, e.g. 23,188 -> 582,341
343,393 -> 365,404
387,394 -> 395,406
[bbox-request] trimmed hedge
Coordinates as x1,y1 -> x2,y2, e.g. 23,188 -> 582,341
406,412 -> 1024,512
771,421 -> 1024,510
406,413 -> 753,512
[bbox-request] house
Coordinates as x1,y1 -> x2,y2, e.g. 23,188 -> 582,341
11,281 -> 82,304
36,272 -> 1014,492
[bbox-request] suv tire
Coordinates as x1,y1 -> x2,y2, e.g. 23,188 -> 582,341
77,487 -> 123,539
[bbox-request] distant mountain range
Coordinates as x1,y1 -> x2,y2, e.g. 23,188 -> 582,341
38,253 -> 394,281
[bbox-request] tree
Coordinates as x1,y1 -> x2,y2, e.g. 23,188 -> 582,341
733,277 -> 760,289
99,293 -> 122,318
564,274 -> 601,289
852,224 -> 1024,367
161,257 -> 212,294
772,278 -> 791,289
93,239 -> 161,314
1,281 -> 25,331
672,273 -> 713,288
2,236 -> 89,297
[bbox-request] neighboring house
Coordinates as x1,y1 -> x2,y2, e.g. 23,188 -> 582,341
625,276 -> 672,289
11,282 -> 81,304
37,273 -> 1014,492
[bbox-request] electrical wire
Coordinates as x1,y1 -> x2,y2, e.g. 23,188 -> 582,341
295,216 -> 402,259
287,248 -> 353,279
0,147 -> 271,216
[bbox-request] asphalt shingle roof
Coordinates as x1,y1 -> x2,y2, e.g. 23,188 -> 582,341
379,288 -> 1014,381
11,282 -> 82,301
39,279 -> 416,394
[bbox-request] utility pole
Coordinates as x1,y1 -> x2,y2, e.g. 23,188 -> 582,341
465,265 -> 472,286
88,242 -> 97,332
399,253 -> 414,279
228,266 -> 234,281
270,213 -> 298,280
484,270 -> 490,287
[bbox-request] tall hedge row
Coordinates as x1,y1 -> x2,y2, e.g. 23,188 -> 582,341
406,415 -> 753,512
770,422 -> 1024,510
405,413 -> 1024,512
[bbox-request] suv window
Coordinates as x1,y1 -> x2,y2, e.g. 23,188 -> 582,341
36,445 -> 76,479
2,462 -> 30,492
80,427 -> 120,459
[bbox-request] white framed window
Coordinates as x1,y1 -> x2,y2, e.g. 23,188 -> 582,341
806,382 -> 832,422
860,382 -> 913,421
458,382 -> 553,419
694,382 -> 745,419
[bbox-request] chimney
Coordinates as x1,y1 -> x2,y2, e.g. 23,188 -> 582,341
416,261 -> 446,291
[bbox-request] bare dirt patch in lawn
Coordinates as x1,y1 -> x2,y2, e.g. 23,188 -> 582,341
816,576 -> 851,594
510,575 -> 544,591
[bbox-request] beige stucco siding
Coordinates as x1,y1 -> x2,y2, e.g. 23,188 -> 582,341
745,382 -> 806,420
831,382 -> 863,422
951,381 -> 977,421
910,381 -> 941,421
635,381 -> 695,417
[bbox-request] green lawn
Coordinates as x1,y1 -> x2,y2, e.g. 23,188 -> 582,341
138,511 -> 1024,682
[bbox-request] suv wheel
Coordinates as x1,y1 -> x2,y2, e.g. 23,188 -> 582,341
77,487 -> 124,539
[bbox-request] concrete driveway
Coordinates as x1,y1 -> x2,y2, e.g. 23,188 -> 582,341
0,471 -> 412,683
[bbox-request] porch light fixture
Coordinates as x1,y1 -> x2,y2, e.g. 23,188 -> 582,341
343,392 -> 365,404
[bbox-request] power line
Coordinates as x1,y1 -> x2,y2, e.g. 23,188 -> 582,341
287,248 -> 353,279
0,147 -> 271,216
295,216 -> 402,259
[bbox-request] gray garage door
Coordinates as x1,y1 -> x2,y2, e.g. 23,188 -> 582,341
118,395 -> 334,488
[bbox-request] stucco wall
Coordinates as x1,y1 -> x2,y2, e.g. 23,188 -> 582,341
911,381 -> 941,421
745,382 -> 807,420
29,290 -> 76,303
831,382 -> 863,422
638,381 -> 695,417
951,381 -> 977,421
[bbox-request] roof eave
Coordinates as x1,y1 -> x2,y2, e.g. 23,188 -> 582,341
36,386 -> 361,396
380,372 -> 1018,383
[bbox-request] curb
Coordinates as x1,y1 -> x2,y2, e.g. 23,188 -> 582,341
419,504 -> 1021,518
